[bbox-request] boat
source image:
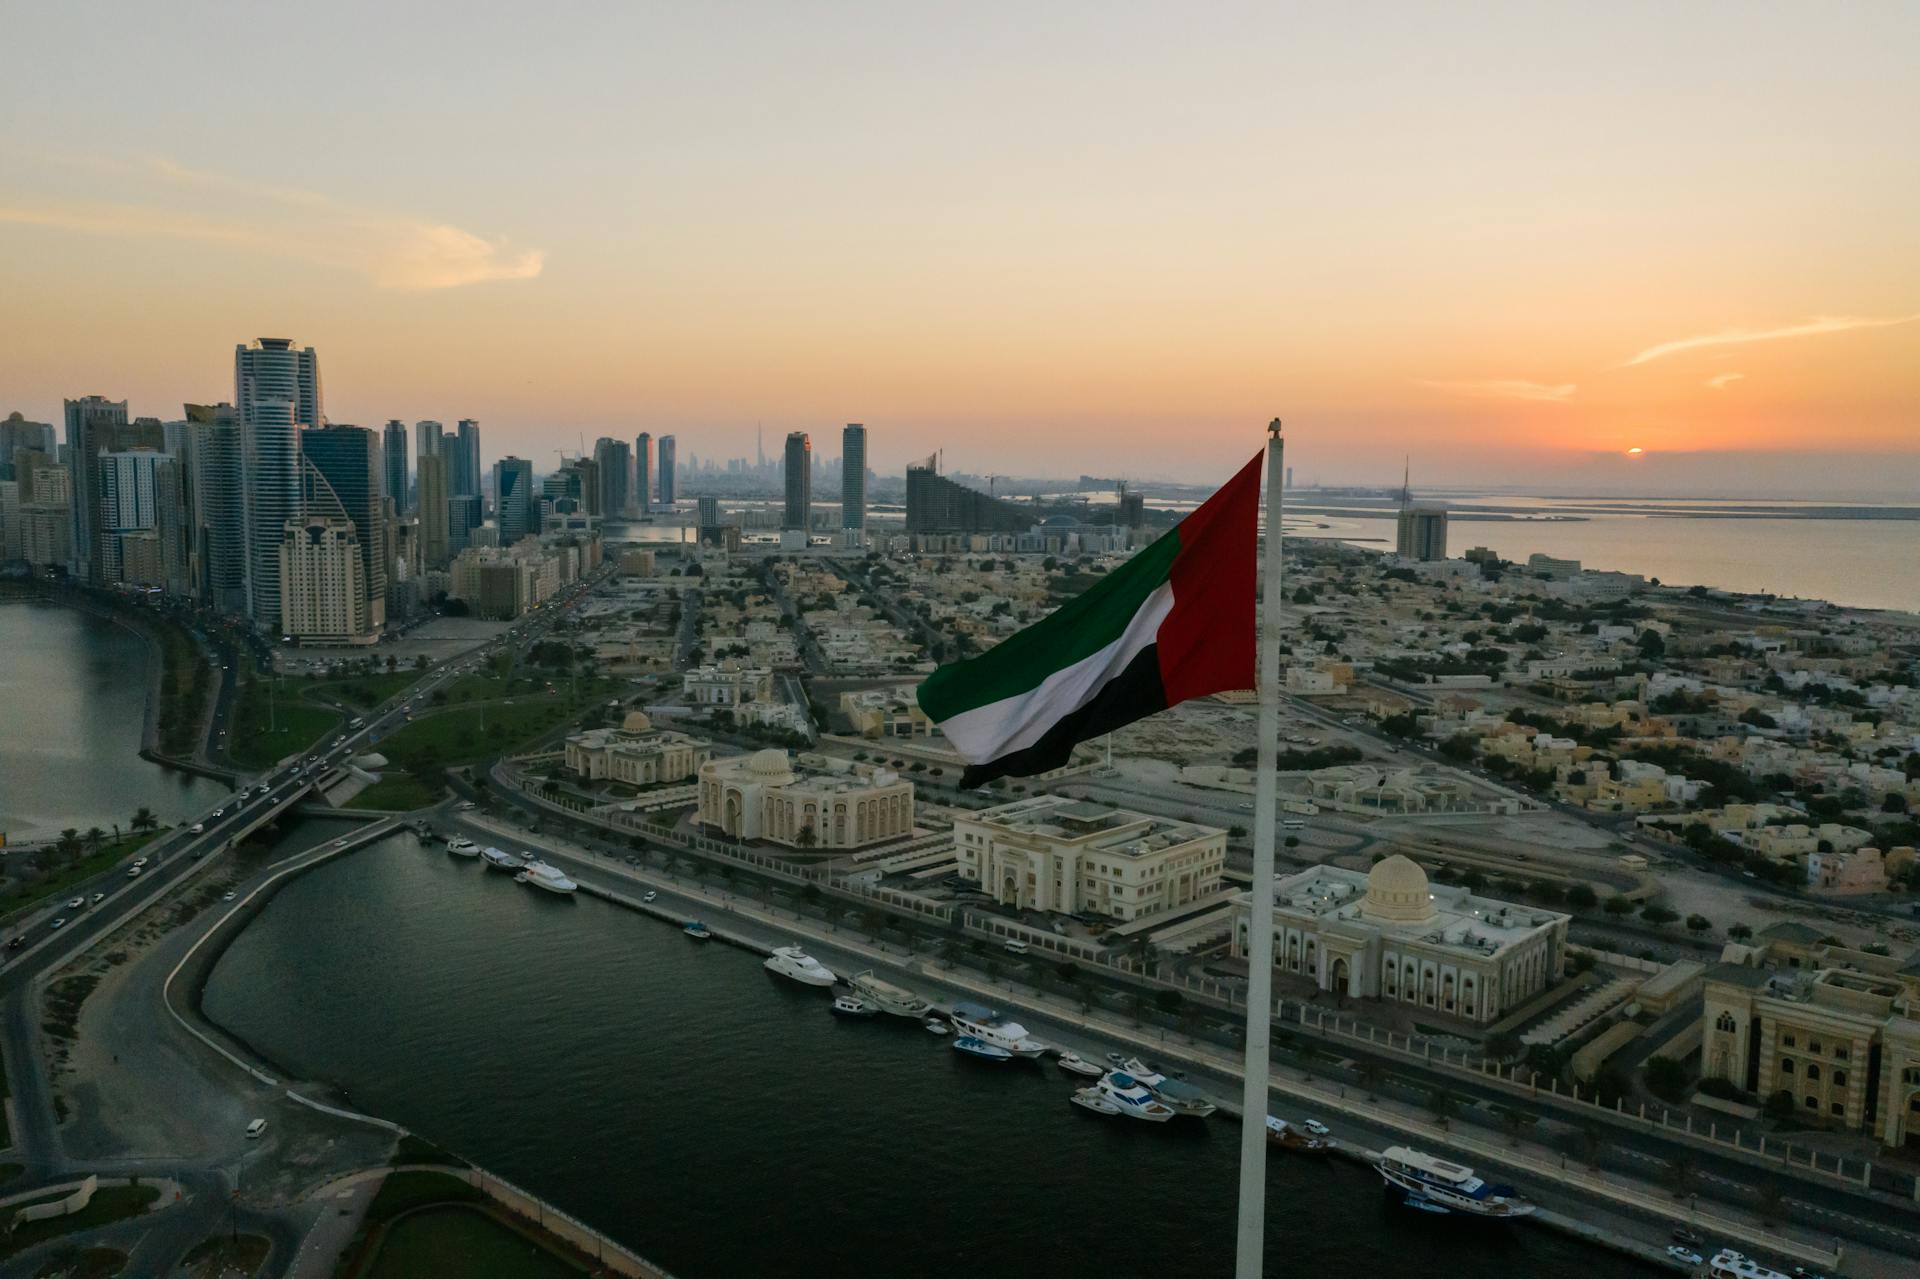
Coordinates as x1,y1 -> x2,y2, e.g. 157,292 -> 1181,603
683,920 -> 713,940
446,837 -> 480,858
848,971 -> 931,1018
481,846 -> 525,873
1094,1072 -> 1176,1122
952,1035 -> 1012,1062
515,860 -> 578,894
764,946 -> 837,987
1055,1051 -> 1104,1078
831,995 -> 877,1017
1707,1253 -> 1790,1279
922,1018 -> 950,1036
948,1001 -> 1047,1058
1070,1087 -> 1122,1116
1120,1057 -> 1216,1117
1376,1147 -> 1534,1218
1264,1116 -> 1331,1154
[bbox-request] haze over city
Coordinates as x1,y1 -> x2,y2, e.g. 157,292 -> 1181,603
4,2 -> 1916,493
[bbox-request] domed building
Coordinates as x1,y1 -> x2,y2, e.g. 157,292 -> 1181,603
697,750 -> 914,851
564,714 -> 712,786
1229,854 -> 1568,1025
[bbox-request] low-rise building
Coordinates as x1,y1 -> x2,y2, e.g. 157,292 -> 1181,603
697,749 -> 913,850
684,662 -> 775,707
953,796 -> 1225,923
564,712 -> 712,786
840,686 -> 935,738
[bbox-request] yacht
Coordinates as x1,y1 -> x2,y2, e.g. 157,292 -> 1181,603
515,860 -> 578,894
1070,1087 -> 1122,1116
831,994 -> 877,1017
683,920 -> 713,940
1055,1051 -> 1104,1078
1094,1072 -> 1176,1122
446,837 -> 480,858
1120,1058 -> 1217,1117
481,846 -> 525,874
1376,1147 -> 1533,1218
1264,1116 -> 1330,1154
948,1001 -> 1047,1058
922,1018 -> 950,1036
848,971 -> 931,1018
764,946 -> 837,987
1706,1253 -> 1790,1279
952,1035 -> 1012,1063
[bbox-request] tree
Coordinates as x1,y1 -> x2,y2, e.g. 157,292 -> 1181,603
1663,1152 -> 1696,1199
1753,1180 -> 1786,1225
794,823 -> 817,850
1727,923 -> 1754,942
1355,1060 -> 1382,1100
1684,914 -> 1713,937
1565,884 -> 1598,911
1426,1087 -> 1456,1130
1763,1089 -> 1797,1121
1603,894 -> 1634,916
1484,1031 -> 1521,1062
83,826 -> 106,852
1153,989 -> 1185,1016
1645,1056 -> 1692,1103
1641,904 -> 1679,926
130,806 -> 158,834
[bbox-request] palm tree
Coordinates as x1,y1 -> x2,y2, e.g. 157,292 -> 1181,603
1355,1060 -> 1382,1100
1753,1180 -> 1785,1225
131,806 -> 158,834
56,828 -> 81,865
1427,1087 -> 1456,1130
83,826 -> 105,853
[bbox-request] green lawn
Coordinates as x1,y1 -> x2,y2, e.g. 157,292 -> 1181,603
0,830 -> 167,918
1,1184 -> 157,1257
364,1171 -> 486,1225
365,1207 -> 586,1279
352,773 -> 442,812
227,679 -> 341,769
309,670 -> 424,709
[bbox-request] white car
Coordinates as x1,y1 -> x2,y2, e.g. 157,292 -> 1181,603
1300,1118 -> 1330,1136
212,808 -> 226,818
67,897 -> 84,910
245,1118 -> 267,1139
190,823 -> 205,835
51,918 -> 65,929
223,892 -> 238,902
1665,1247 -> 1703,1266
91,893 -> 104,904
642,891 -> 657,903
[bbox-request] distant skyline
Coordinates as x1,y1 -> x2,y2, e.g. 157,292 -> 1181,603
2,3 -> 1915,495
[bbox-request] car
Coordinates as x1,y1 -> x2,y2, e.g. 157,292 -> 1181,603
190,823 -> 205,834
66,898 -> 84,910
5,937 -> 21,950
245,1118 -> 267,1139
1665,1248 -> 1702,1266
213,808 -> 226,818
127,866 -> 143,878
132,857 -> 150,869
1300,1118 -> 1330,1136
223,892 -> 237,902
51,918 -> 65,929
643,891 -> 657,903
91,893 -> 104,904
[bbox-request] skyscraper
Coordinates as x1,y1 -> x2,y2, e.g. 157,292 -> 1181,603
0,413 -> 56,482
593,437 -> 631,516
185,403 -> 248,612
279,514 -> 368,643
656,435 -> 676,505
452,419 -> 482,497
417,453 -> 450,567
62,395 -> 130,582
783,432 -> 811,530
1394,462 -> 1447,561
634,432 -> 652,514
236,338 -> 322,625
840,423 -> 866,530
415,420 -> 444,464
383,420 -> 410,515
302,424 -> 389,633
494,456 -> 533,544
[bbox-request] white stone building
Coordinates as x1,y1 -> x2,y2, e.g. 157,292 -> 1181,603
697,750 -> 913,850
564,712 -> 711,786
684,662 -> 775,707
954,796 -> 1226,923
279,515 -> 376,644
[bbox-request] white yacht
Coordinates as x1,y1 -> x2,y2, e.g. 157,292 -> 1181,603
481,847 -> 525,874
1094,1072 -> 1176,1122
848,971 -> 931,1018
948,1001 -> 1047,1058
1070,1086 -> 1122,1116
764,946 -> 837,987
1376,1147 -> 1534,1218
446,837 -> 480,858
1120,1057 -> 1217,1117
831,994 -> 877,1017
515,860 -> 578,894
1055,1051 -> 1104,1078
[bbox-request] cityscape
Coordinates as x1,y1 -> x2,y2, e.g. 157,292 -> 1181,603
2,7 -> 1918,1279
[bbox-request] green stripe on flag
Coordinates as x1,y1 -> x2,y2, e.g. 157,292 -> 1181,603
917,526 -> 1182,722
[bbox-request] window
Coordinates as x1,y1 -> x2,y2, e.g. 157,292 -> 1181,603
1780,1058 -> 1794,1075
1715,1012 -> 1736,1033
1809,1040 -> 1822,1055
1805,1064 -> 1820,1081
1782,1033 -> 1796,1048
1832,1071 -> 1847,1089
1804,1096 -> 1817,1110
1833,1045 -> 1849,1061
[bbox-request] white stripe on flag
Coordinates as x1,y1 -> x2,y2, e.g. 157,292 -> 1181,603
938,582 -> 1174,765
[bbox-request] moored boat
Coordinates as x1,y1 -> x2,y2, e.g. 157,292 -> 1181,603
952,1035 -> 1012,1063
764,946 -> 837,987
1376,1147 -> 1533,1218
949,1001 -> 1047,1058
515,860 -> 578,894
1264,1116 -> 1331,1153
1095,1072 -> 1176,1122
1055,1051 -> 1104,1078
1070,1086 -> 1122,1116
446,836 -> 480,858
831,994 -> 877,1017
848,971 -> 931,1018
481,846 -> 525,873
683,920 -> 713,940
922,1017 -> 950,1036
1120,1057 -> 1216,1117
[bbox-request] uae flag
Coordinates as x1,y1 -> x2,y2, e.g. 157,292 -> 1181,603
918,454 -> 1261,787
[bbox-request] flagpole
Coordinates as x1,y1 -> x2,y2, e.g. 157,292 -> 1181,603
1235,418 -> 1285,1279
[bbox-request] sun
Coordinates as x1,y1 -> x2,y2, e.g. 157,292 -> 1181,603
1626,447 -> 1645,456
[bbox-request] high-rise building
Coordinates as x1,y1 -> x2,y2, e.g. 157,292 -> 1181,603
415,420 -> 443,464
697,495 -> 720,527
1395,506 -> 1448,561
301,424 -> 389,634
417,453 -> 450,568
62,395 -> 131,582
97,448 -> 187,588
452,419 -> 482,497
783,431 -> 811,530
840,423 -> 866,530
16,455 -> 74,570
656,435 -> 676,505
593,437 -> 631,516
494,456 -> 534,544
447,493 -> 482,554
905,460 -> 1028,534
0,413 -> 56,482
634,433 -> 652,514
383,421 -> 410,515
236,338 -> 322,625
185,403 -> 248,612
279,514 -> 371,644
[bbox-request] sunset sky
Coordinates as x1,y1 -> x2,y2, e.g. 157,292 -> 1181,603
2,3 -> 1915,493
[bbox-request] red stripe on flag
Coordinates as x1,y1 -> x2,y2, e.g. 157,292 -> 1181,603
1157,452 -> 1261,705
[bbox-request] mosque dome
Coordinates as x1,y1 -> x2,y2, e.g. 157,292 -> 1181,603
621,710 -> 653,733
747,748 -> 795,780
1363,854 -> 1434,924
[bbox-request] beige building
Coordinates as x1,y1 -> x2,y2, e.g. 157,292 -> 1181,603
1703,959 -> 1920,1149
697,750 -> 913,851
954,796 -> 1225,923
564,712 -> 711,786
684,662 -> 775,707
279,515 -> 376,645
840,686 -> 934,738
1229,856 -> 1568,1026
